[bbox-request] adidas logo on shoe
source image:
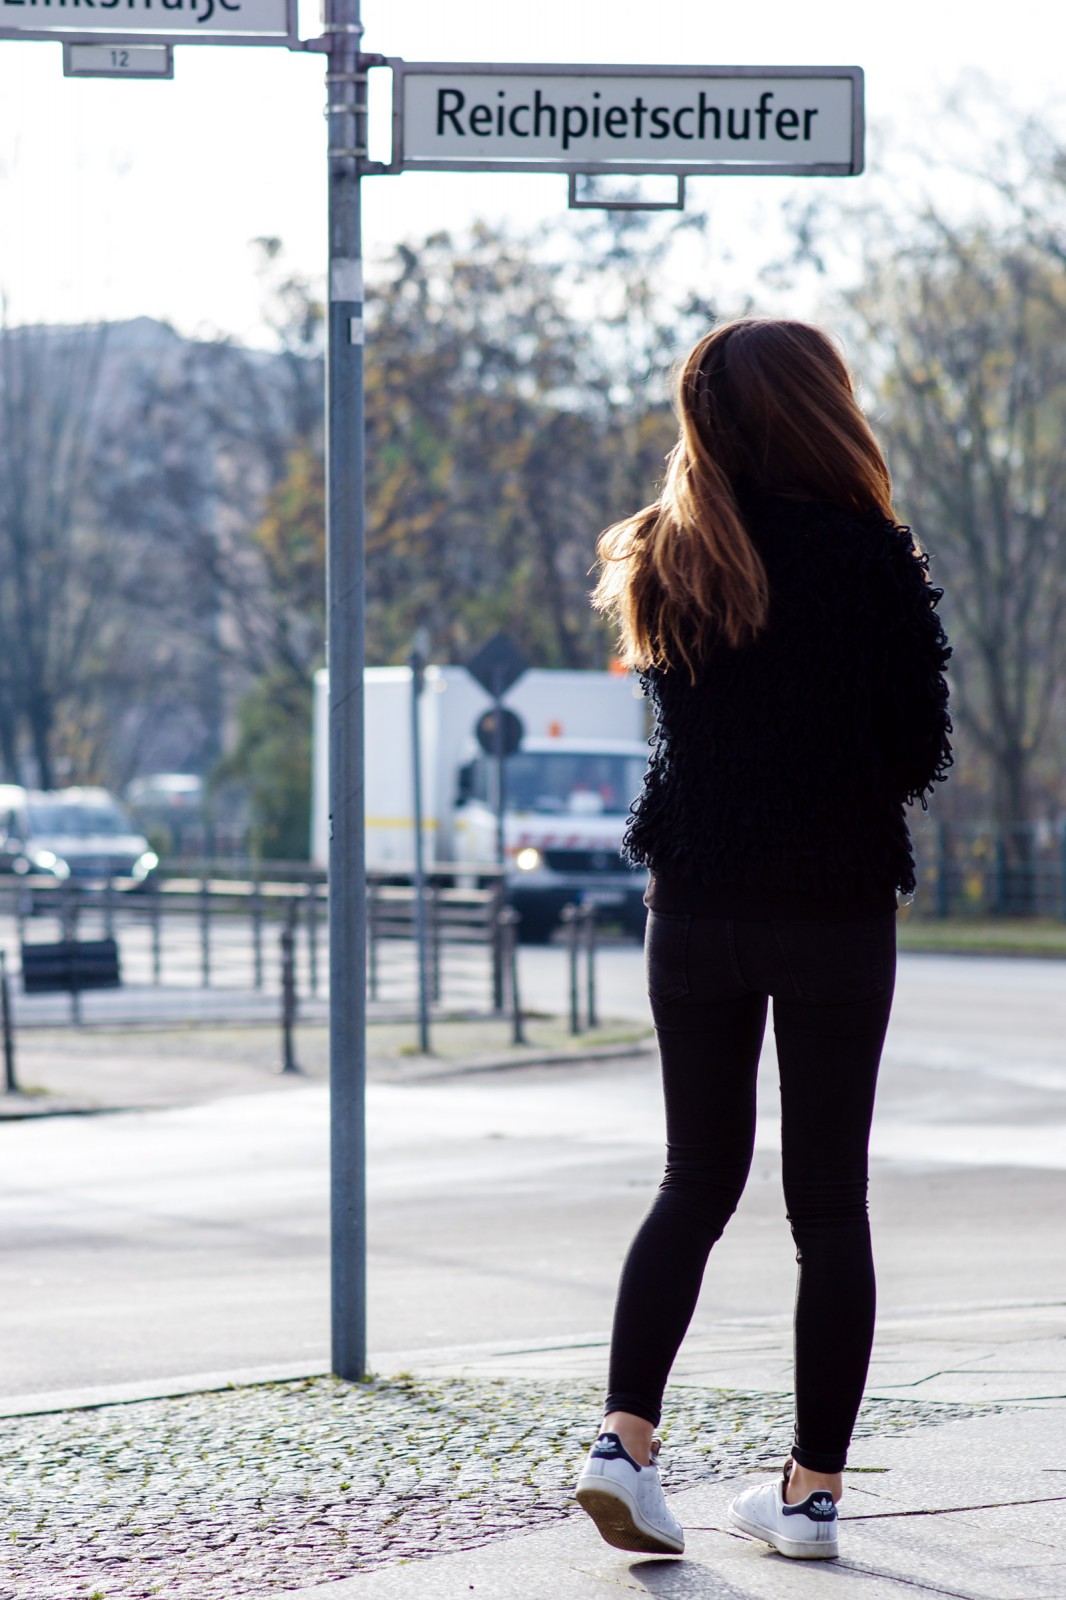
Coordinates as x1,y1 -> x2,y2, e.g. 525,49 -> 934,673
793,1492 -> 836,1521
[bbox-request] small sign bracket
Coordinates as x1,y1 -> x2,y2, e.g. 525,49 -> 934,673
568,172 -> 686,211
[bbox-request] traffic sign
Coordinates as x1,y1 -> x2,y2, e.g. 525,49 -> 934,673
475,706 -> 524,758
390,63 -> 863,178
0,0 -> 296,46
465,633 -> 528,698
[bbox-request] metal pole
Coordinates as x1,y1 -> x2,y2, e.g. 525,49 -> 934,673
326,0 -> 368,1382
0,950 -> 17,1095
151,875 -> 163,985
492,672 -> 506,870
585,905 -> 598,1030
200,875 -> 211,988
281,900 -> 301,1075
306,878 -> 320,998
252,873 -> 263,990
562,902 -> 581,1034
410,636 -> 431,1054
501,907 -> 525,1046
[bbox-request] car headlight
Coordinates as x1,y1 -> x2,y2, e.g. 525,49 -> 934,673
132,851 -> 159,881
30,851 -> 70,880
514,847 -> 542,872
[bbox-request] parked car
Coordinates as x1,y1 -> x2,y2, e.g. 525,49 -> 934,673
0,787 -> 159,891
124,772 -> 206,857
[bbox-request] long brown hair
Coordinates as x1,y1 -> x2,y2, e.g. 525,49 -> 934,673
593,318 -> 897,678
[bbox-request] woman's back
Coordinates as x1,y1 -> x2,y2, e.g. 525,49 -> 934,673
624,492 -> 951,912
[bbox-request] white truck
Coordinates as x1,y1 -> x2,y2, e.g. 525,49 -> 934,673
311,665 -> 650,940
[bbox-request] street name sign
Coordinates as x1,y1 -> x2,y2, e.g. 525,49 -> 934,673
391,63 -> 863,177
0,0 -> 295,45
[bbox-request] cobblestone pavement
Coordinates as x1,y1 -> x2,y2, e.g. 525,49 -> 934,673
0,1375 -> 993,1600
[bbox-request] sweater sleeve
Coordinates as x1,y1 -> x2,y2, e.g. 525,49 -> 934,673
868,523 -> 953,808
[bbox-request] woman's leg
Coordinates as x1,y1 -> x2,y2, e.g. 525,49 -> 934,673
770,914 -> 897,1478
604,914 -> 768,1439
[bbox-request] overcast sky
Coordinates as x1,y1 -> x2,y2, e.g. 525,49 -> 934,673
0,0 -> 1062,342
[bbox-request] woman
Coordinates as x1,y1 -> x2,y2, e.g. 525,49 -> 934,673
573,319 -> 951,1561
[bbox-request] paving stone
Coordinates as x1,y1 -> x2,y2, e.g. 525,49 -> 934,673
0,1374 -> 989,1600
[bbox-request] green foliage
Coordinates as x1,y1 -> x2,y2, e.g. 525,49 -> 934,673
213,673 -> 312,861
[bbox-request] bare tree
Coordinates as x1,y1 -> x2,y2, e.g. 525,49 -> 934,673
842,222 -> 1066,832
0,313 -> 110,786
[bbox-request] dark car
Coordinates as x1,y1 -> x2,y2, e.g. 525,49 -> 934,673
0,786 -> 159,890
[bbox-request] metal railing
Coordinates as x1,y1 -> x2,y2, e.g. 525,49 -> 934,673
0,863 -> 511,1021
912,819 -> 1066,920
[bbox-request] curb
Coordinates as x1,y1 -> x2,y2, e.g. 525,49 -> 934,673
373,1038 -> 655,1083
0,1360 -> 333,1419
0,1039 -> 656,1119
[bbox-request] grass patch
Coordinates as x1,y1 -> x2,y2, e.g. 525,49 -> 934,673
898,915 -> 1066,958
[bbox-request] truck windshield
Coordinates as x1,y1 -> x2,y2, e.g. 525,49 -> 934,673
504,752 -> 646,816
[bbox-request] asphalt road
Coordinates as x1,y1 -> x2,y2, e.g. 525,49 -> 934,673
1,950 -> 1064,1403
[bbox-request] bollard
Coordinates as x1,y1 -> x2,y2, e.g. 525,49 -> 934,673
429,883 -> 442,1004
150,875 -> 163,985
103,873 -> 116,940
199,876 -> 212,988
584,904 -> 599,1031
490,881 -> 506,1014
367,880 -> 379,1002
499,906 -> 525,1046
561,902 -> 581,1035
251,874 -> 263,990
306,880 -> 319,998
63,883 -> 82,1027
0,949 -> 17,1095
934,819 -> 950,920
280,900 -> 301,1074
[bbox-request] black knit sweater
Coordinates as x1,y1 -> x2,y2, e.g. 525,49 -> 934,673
624,493 -> 953,917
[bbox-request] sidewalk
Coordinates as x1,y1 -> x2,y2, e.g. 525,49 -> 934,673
3,978 -> 1064,1598
0,1012 -> 654,1118
278,1405 -> 1066,1600
2,1301 -> 1063,1600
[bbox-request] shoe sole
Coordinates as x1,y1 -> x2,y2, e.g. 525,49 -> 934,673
729,1506 -> 838,1560
575,1480 -> 684,1556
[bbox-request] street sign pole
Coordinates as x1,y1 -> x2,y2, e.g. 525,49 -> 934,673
325,0 -> 367,1382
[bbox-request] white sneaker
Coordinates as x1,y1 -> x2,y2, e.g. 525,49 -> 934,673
729,1465 -> 839,1559
574,1432 -> 685,1556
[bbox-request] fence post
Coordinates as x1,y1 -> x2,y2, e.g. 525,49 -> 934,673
429,882 -> 442,1004
367,878 -> 379,1002
64,883 -> 82,1027
306,878 -> 319,998
584,904 -> 599,1030
252,873 -> 263,991
199,876 -> 212,987
992,831 -> 1008,917
499,906 -> 525,1046
0,949 -> 17,1095
151,875 -> 163,985
935,819 -> 950,919
280,899 -> 300,1074
490,878 -> 506,1014
562,902 -> 581,1035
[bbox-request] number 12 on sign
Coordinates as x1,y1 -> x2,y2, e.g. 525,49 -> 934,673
63,41 -> 174,78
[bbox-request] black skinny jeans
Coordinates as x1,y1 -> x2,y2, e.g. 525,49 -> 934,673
605,910 -> 896,1473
